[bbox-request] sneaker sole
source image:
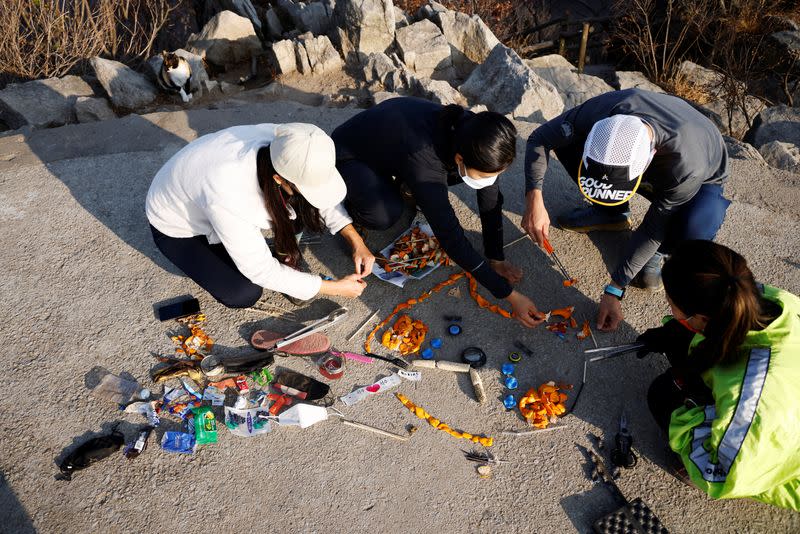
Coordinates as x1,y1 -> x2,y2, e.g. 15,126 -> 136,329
557,219 -> 632,233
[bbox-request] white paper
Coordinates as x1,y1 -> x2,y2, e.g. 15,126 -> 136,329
372,222 -> 443,287
398,370 -> 422,382
340,374 -> 402,406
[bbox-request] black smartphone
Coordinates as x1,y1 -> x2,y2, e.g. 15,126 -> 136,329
157,297 -> 200,322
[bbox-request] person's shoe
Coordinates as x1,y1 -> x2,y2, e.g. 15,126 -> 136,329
629,252 -> 664,291
282,293 -> 314,307
557,205 -> 632,233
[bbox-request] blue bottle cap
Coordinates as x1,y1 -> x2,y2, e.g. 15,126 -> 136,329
503,394 -> 516,410
448,324 -> 462,336
501,363 -> 516,376
430,338 -> 443,349
504,376 -> 518,390
421,348 -> 435,360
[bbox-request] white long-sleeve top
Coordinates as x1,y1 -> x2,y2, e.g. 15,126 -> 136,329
146,124 -> 353,300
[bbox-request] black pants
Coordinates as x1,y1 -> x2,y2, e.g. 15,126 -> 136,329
337,159 -> 406,231
150,225 -> 263,308
647,369 -> 713,432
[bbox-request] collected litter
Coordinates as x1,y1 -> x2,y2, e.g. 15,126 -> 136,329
610,412 -> 638,472
519,382 -> 571,429
373,224 -> 451,286
381,314 -> 428,354
347,308 -> 381,341
124,426 -> 154,459
329,408 -> 412,441
56,427 -> 125,481
340,374 -> 402,406
161,431 -> 196,454
192,405 -> 218,444
90,372 -> 150,405
542,238 -> 578,287
395,393 -> 493,446
224,405 -> 273,437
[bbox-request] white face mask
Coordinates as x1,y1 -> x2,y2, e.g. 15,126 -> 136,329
458,161 -> 498,190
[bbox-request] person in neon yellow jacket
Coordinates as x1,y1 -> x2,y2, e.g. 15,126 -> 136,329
635,240 -> 800,511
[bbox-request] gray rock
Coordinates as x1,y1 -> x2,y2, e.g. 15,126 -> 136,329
90,58 -> 157,110
266,39 -> 298,75
416,0 -> 447,20
295,34 -> 313,74
277,0 -> 334,36
758,140 -> 800,173
228,0 -> 261,30
334,0 -> 395,59
187,10 -> 262,67
459,45 -> 563,122
770,30 -> 800,59
411,78 -> 466,106
723,135 -> 766,165
395,20 -> 453,80
614,71 -> 665,93
74,97 -> 116,123
372,91 -> 401,105
0,75 -> 94,129
300,34 -> 344,74
469,104 -> 488,113
677,60 -> 726,95
701,96 -> 766,139
219,81 -> 245,95
433,10 -> 499,78
363,52 -> 398,85
525,54 -> 613,108
265,8 -> 284,40
394,6 -> 411,28
746,105 -> 800,148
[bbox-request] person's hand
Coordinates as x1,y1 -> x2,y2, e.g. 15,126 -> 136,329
352,244 -> 375,278
490,260 -> 523,285
506,290 -> 546,328
597,293 -> 624,332
321,274 -> 366,298
521,189 -> 550,247
636,319 -> 696,364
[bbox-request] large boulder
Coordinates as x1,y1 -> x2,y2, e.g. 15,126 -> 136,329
299,34 -> 343,74
746,105 -> 800,148
459,45 -> 564,122
432,9 -> 499,79
0,76 -> 94,129
411,78 -> 467,106
74,97 -> 116,123
613,71 -> 665,93
187,10 -> 262,67
265,8 -> 284,40
333,0 -> 395,59
526,54 -> 613,108
266,39 -> 299,75
277,0 -> 334,35
362,52 -> 399,85
90,58 -> 157,110
395,20 -> 453,80
677,60 -> 765,137
758,140 -> 800,173
723,136 -> 766,165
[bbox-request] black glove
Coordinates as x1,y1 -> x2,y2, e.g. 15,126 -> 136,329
636,319 -> 696,362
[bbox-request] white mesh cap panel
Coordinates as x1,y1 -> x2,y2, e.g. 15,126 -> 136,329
583,115 -> 652,181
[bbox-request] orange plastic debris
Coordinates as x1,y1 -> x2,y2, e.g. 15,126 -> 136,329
395,393 -> 493,446
380,314 -> 428,355
171,314 -> 213,358
548,306 -> 574,320
577,320 -> 592,340
518,382 -> 571,428
562,278 -> 578,287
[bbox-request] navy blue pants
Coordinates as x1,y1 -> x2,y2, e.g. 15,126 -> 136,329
150,225 -> 262,308
337,159 -> 405,231
555,147 -> 730,252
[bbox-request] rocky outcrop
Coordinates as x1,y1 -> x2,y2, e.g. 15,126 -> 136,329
395,20 -> 453,80
267,35 -> 343,76
411,78 -> 466,106
525,54 -> 612,108
265,8 -> 284,40
723,135 -> 766,165
432,9 -> 499,79
459,45 -> 563,122
0,76 -> 94,129
187,10 -> 262,67
334,0 -> 395,60
745,105 -> 800,173
90,58 -> 157,110
74,97 -> 116,123
613,71 -> 665,93
758,140 -> 800,173
277,0 -> 334,36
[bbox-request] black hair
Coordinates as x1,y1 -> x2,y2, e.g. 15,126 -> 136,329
662,240 -> 780,370
256,145 -> 323,269
439,104 -> 517,173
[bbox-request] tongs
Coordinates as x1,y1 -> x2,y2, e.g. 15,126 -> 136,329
275,307 -> 348,349
584,342 -> 644,362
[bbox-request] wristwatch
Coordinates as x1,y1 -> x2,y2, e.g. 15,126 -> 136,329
603,284 -> 625,300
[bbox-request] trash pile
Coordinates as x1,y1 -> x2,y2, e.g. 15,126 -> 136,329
59,228 -> 607,481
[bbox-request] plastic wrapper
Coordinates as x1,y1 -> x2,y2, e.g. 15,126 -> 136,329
224,406 -> 273,437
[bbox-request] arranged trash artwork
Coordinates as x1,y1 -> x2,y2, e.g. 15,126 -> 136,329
373,224 -> 451,287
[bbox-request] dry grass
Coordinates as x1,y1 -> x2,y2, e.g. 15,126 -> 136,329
667,74 -> 714,105
0,0 -> 178,84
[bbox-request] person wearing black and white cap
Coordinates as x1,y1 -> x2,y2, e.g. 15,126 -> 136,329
146,123 -> 373,308
522,89 -> 731,331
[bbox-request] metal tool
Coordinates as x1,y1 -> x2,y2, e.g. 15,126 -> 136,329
275,307 -> 348,349
542,237 -> 575,283
611,412 -> 638,470
513,340 -> 535,358
365,352 -> 411,369
584,342 -> 645,362
347,309 -> 380,341
580,313 -> 599,349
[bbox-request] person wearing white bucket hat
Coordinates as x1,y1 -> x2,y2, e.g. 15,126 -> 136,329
522,89 -> 731,332
146,123 -> 374,308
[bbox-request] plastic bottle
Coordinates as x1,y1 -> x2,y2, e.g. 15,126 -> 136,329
90,372 -> 149,405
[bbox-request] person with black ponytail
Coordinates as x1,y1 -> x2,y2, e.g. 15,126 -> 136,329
636,240 -> 800,510
146,123 -> 373,308
332,97 -> 545,328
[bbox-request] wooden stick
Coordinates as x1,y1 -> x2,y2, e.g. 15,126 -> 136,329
341,419 -> 409,441
347,309 -> 380,341
503,234 -> 531,249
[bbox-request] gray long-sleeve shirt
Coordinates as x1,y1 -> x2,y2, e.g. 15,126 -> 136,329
524,89 -> 729,286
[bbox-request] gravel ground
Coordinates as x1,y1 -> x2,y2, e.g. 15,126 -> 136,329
0,101 -> 798,533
